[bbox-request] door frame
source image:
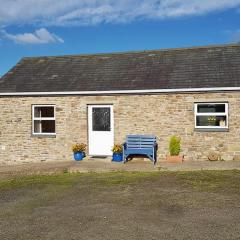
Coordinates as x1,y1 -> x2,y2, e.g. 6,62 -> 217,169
87,104 -> 114,156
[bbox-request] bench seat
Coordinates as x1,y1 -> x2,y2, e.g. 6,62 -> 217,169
123,135 -> 158,164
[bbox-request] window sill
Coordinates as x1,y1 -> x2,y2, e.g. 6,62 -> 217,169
31,134 -> 56,138
194,128 -> 229,132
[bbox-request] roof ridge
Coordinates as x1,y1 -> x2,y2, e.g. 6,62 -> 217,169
22,43 -> 240,60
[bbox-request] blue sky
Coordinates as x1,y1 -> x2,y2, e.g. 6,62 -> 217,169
0,0 -> 240,76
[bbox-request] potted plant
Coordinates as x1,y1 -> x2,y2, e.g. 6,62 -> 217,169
166,136 -> 183,163
207,116 -> 216,126
112,144 -> 123,162
72,143 -> 87,161
208,152 -> 219,161
219,118 -> 226,127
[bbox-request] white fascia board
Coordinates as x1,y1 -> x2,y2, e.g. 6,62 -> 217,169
1,87 -> 240,96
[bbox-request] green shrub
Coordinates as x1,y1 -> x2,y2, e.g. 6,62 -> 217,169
169,136 -> 181,156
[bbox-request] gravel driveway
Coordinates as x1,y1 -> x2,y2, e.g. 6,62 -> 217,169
0,171 -> 240,240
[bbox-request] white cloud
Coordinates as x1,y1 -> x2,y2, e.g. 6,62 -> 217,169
1,28 -> 64,44
0,0 -> 240,26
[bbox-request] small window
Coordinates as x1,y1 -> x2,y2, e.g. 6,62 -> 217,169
92,107 -> 111,131
32,105 -> 56,135
194,103 -> 228,130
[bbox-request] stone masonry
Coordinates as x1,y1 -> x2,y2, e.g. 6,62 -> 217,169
0,91 -> 240,165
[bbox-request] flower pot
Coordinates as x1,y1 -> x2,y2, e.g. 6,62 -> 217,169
112,153 -> 123,162
208,153 -> 219,161
74,152 -> 85,161
166,155 -> 183,163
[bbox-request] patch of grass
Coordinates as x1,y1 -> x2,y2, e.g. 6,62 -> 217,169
91,171 -> 160,186
175,170 -> 240,192
0,170 -> 240,193
0,173 -> 82,191
0,171 -> 160,192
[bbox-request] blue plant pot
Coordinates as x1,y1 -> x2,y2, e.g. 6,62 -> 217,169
112,153 -> 123,162
74,152 -> 85,161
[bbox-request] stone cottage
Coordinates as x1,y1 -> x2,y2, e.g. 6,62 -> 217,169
0,44 -> 240,165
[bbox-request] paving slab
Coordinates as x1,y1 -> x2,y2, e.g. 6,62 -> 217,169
69,158 -> 159,173
1,158 -> 240,180
69,159 -> 240,172
159,160 -> 240,171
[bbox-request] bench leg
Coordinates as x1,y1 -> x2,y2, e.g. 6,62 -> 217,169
123,153 -> 128,163
153,149 -> 157,165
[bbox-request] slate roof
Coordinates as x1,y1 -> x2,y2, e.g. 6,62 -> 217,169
0,44 -> 240,93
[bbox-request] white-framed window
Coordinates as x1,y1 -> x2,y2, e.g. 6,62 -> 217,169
194,102 -> 228,130
32,105 -> 56,135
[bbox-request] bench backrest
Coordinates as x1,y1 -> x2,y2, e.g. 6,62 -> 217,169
126,135 -> 156,149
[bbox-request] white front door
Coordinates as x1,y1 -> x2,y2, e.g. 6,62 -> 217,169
88,105 -> 114,156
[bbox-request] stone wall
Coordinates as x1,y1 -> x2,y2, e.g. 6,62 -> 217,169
0,92 -> 240,165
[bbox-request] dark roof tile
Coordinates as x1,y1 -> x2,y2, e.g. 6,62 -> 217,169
0,44 -> 240,93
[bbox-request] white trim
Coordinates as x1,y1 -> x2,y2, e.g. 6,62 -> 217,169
32,105 -> 56,135
1,87 -> 240,96
32,133 -> 56,136
194,102 -> 229,129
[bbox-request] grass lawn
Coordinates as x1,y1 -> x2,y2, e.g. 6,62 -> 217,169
0,170 -> 240,240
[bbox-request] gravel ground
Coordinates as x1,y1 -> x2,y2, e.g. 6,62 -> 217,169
0,171 -> 240,240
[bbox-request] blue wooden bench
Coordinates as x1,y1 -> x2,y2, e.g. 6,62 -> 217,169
123,135 -> 158,165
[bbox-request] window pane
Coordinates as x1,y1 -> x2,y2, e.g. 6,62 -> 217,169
34,106 -> 54,118
42,120 -> 55,133
41,107 -> 54,117
197,104 -> 225,113
196,116 -> 227,127
92,108 -> 110,131
34,120 -> 41,133
34,107 -> 41,118
34,120 -> 55,133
